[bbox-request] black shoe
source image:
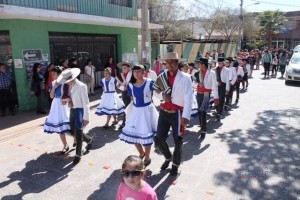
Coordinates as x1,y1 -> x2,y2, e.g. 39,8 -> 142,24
72,156 -> 81,165
200,131 -> 206,139
61,145 -> 69,155
170,165 -> 178,176
119,124 -> 125,130
235,99 -> 239,103
144,159 -> 151,168
160,160 -> 171,170
85,134 -> 95,151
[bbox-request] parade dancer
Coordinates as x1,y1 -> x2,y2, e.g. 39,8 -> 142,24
194,58 -> 219,139
116,61 -> 133,129
154,52 -> 193,176
225,57 -> 237,109
44,66 -> 73,154
95,68 -> 125,129
233,61 -> 244,103
119,65 -> 158,168
57,68 -> 94,165
216,57 -> 229,119
241,58 -> 251,89
187,63 -> 196,76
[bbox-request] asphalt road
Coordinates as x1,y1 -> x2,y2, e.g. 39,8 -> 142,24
0,69 -> 299,200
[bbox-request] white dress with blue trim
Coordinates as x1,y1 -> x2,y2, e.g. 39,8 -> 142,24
44,81 -> 70,134
95,77 -> 125,116
119,79 -> 158,146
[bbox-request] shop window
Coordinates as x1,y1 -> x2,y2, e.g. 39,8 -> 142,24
109,0 -> 132,7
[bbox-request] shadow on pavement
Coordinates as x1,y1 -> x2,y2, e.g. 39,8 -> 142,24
87,126 -> 120,151
88,169 -> 121,200
213,109 -> 300,200
0,153 -> 73,199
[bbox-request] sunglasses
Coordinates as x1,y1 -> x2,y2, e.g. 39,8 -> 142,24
122,170 -> 143,178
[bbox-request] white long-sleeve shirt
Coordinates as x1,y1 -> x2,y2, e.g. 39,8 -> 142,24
235,66 -> 244,78
70,79 -> 90,121
228,66 -> 237,85
218,67 -> 230,91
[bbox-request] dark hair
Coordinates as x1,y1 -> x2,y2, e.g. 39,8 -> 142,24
188,63 -> 195,67
59,59 -> 68,66
0,62 -> 6,67
48,63 -> 54,69
129,65 -> 144,84
51,66 -> 63,74
70,57 -> 77,63
178,61 -> 188,70
86,59 -> 92,65
32,63 -> 41,82
233,61 -> 239,67
121,155 -> 144,182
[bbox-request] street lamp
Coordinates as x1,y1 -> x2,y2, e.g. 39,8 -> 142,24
238,1 -> 260,51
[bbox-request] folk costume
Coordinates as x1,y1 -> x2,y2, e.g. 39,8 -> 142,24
153,52 -> 193,176
119,66 -> 158,146
216,58 -> 230,117
241,58 -> 251,89
233,61 -> 244,102
57,68 -> 94,164
194,58 -> 219,135
116,61 -> 133,127
95,77 -> 125,116
44,81 -> 70,134
225,58 -> 237,108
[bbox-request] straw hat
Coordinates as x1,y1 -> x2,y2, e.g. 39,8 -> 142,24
117,61 -> 133,69
57,68 -> 80,84
165,52 -> 180,60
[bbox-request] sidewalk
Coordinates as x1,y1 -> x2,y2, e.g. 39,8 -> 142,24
0,90 -> 101,143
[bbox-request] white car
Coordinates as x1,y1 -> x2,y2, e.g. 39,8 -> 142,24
285,53 -> 300,83
294,45 -> 300,53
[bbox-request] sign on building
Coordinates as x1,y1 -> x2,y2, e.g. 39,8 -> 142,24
22,49 -> 42,62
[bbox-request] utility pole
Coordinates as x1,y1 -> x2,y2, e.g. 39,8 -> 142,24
238,0 -> 243,51
141,0 -> 149,64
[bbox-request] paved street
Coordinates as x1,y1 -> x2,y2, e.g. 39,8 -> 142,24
0,69 -> 299,200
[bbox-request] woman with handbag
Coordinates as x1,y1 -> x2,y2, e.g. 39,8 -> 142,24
84,59 -> 95,95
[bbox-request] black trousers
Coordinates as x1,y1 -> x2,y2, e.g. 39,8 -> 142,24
242,73 -> 248,88
70,109 -> 92,157
235,81 -> 241,100
121,91 -> 131,125
217,82 -> 226,115
0,88 -> 14,113
263,62 -> 271,77
155,110 -> 183,166
225,83 -> 234,106
272,65 -> 278,75
196,93 -> 207,132
279,65 -> 286,76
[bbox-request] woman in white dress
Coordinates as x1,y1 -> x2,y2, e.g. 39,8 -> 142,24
96,68 -> 125,128
84,59 -> 96,95
119,65 -> 158,167
44,66 -> 71,154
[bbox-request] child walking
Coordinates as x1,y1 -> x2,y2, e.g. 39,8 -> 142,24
44,66 -> 72,154
96,68 -> 125,128
119,65 -> 158,167
116,155 -> 158,200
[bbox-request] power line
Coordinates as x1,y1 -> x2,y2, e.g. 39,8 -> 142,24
258,1 -> 300,7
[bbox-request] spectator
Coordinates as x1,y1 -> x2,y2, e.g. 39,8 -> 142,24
153,56 -> 162,75
262,50 -> 272,78
279,50 -> 288,78
32,63 -> 47,114
104,56 -> 116,77
69,57 -> 78,68
60,59 -> 68,69
0,63 -> 14,116
84,59 -> 96,95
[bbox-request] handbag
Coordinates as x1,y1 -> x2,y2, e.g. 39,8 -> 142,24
84,75 -> 91,83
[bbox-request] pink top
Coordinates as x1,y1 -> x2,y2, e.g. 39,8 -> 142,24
116,181 -> 158,200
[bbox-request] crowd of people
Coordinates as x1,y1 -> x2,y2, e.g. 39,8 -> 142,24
0,46 -> 294,199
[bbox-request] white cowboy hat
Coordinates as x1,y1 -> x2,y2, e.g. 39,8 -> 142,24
117,61 -> 133,69
165,52 -> 180,60
57,68 -> 81,84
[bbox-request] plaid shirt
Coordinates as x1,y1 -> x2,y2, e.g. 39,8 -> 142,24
0,71 -> 12,89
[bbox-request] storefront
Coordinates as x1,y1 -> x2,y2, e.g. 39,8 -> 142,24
0,19 -> 138,111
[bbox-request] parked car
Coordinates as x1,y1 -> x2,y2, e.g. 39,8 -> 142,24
294,45 -> 300,53
285,53 -> 300,83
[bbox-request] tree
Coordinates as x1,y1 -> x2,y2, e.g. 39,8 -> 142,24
215,9 -> 240,42
149,0 -> 190,40
257,10 -> 287,48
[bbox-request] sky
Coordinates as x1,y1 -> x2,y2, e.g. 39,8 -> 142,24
181,0 -> 300,13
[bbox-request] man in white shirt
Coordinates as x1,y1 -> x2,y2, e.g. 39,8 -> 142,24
225,57 -> 237,109
58,68 -> 94,165
143,63 -> 157,81
241,58 -> 251,90
215,57 -> 229,119
233,61 -> 244,103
